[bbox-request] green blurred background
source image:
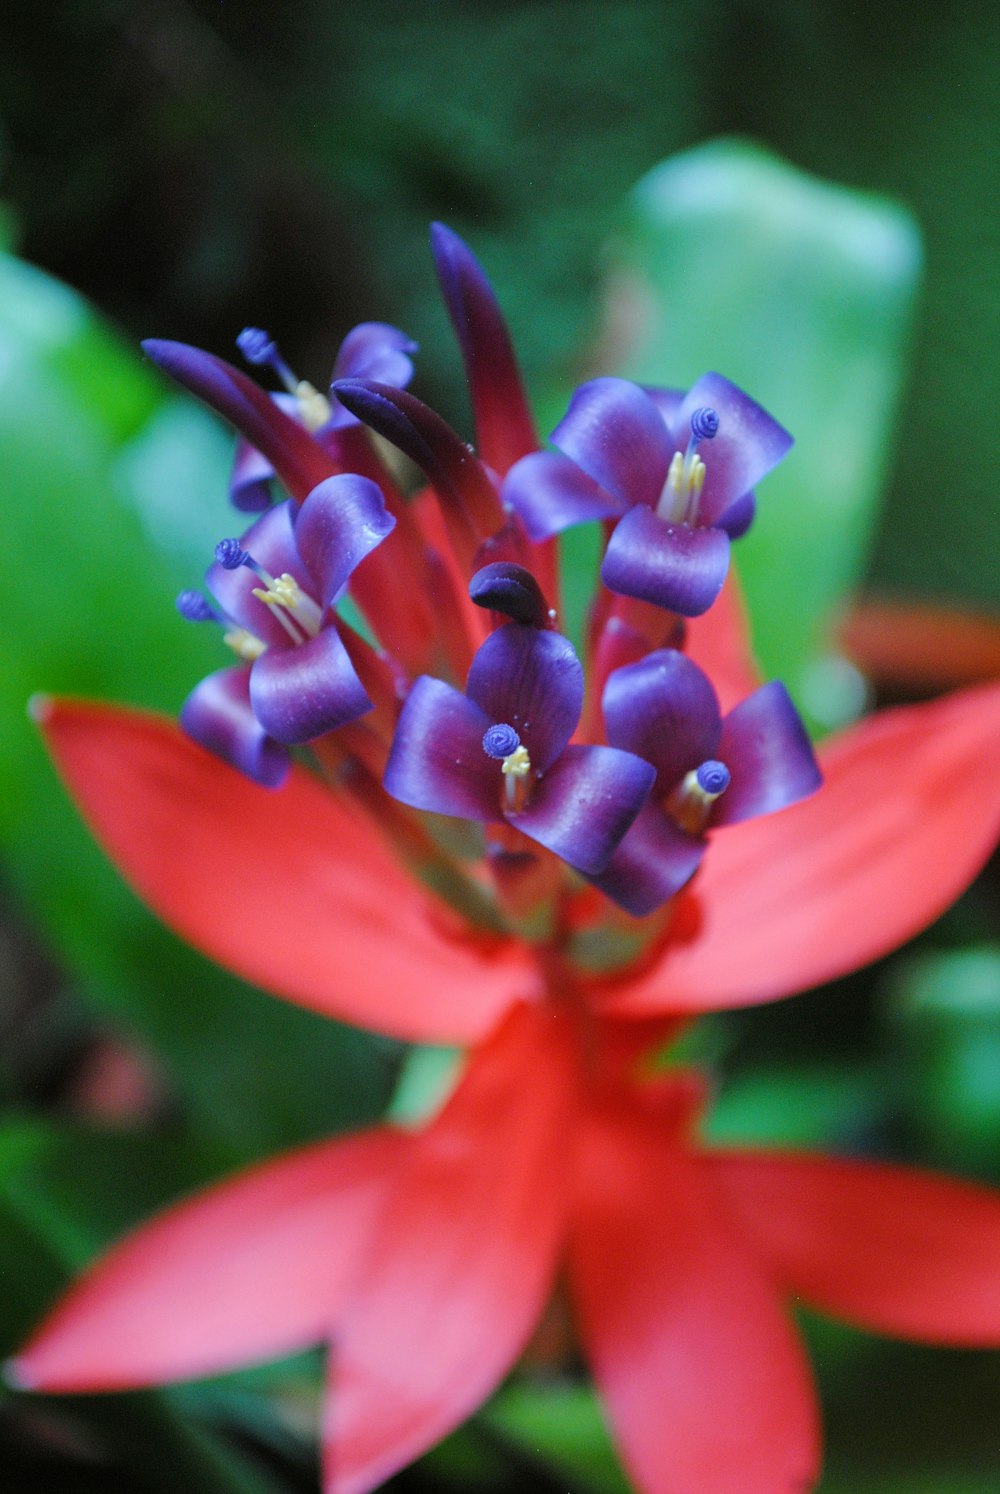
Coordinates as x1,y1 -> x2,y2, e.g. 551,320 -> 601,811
1,2 -> 999,1490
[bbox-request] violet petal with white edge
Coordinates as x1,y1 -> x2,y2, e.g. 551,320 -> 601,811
466,625 -> 584,776
587,802 -> 706,917
180,666 -> 290,788
383,677 -> 500,822
552,378 -> 673,510
711,681 -> 822,827
511,744 -> 656,875
603,649 -> 722,795
249,628 -> 372,745
672,372 -> 792,528
602,505 -> 731,618
294,474 -> 395,608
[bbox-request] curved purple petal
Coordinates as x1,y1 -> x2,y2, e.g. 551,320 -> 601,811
672,373 -> 792,527
430,222 -> 537,474
711,681 -> 822,827
142,340 -> 334,501
512,745 -> 655,875
502,450 -> 625,541
469,562 -> 549,628
641,385 -> 685,428
249,627 -> 372,745
466,625 -> 583,775
552,378 -> 673,510
294,474 -> 395,607
383,676 -> 499,822
716,488 -> 757,539
327,323 -> 417,430
180,666 -> 290,788
603,649 -> 721,793
588,802 -> 706,916
230,438 -> 275,513
602,505 -> 731,617
206,502 -> 309,648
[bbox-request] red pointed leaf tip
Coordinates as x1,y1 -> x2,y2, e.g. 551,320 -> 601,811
38,700 -> 532,1043
12,1129 -> 406,1393
603,681 -> 1000,1016
712,1152 -> 1000,1347
323,1003 -> 577,1494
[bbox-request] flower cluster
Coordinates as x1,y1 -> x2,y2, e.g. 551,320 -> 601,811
12,224 -> 1000,1494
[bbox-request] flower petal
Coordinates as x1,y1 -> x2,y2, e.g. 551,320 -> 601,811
513,745 -> 656,875
383,676 -> 498,821
142,339 -> 334,500
711,1151 -> 1000,1345
502,449 -> 625,541
10,1129 -> 406,1391
206,500 -> 307,648
603,648 -> 721,793
712,681 -> 821,827
180,665 -> 290,787
601,682 -> 1000,1015
331,321 -> 417,390
430,223 -> 537,474
230,436 -> 276,513
249,627 -> 372,745
293,474 -> 395,608
466,624 -> 584,774
672,372 -> 793,527
324,1002 -> 576,1494
570,1098 -> 820,1494
36,701 -> 533,1042
602,504 -> 731,617
552,378 -> 672,509
588,802 -> 705,917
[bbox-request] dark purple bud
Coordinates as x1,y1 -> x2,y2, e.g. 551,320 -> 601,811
469,561 -> 548,627
176,590 -> 218,623
482,723 -> 521,760
696,759 -> 730,795
215,538 -> 253,571
690,406 -> 719,442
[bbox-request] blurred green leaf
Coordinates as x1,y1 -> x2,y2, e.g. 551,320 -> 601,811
607,139 -> 921,726
703,1061 -> 890,1149
0,253 -> 395,1156
487,1382 -> 631,1494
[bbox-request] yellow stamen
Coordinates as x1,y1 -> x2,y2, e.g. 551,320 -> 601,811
223,627 -> 267,661
501,744 -> 532,811
295,379 -> 332,432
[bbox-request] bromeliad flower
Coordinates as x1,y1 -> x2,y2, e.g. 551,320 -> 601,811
13,1000 -> 1000,1494
383,620 -> 656,875
593,649 -> 821,914
503,374 -> 792,616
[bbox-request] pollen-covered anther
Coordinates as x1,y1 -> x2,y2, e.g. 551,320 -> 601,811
670,758 -> 731,835
223,627 -> 267,662
657,447 -> 707,525
293,379 -> 333,432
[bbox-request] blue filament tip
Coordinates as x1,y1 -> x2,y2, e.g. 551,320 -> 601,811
696,759 -> 730,796
483,723 -> 521,760
690,406 -> 719,442
176,589 -> 217,622
215,538 -> 253,570
237,327 -> 278,367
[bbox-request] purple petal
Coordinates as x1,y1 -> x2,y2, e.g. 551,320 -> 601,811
466,625 -> 583,775
430,223 -> 537,474
551,378 -> 673,510
711,681 -> 822,827
206,502 -> 308,647
469,562 -> 549,628
294,474 -> 395,607
716,489 -> 757,539
180,666 -> 290,788
641,385 -> 685,428
602,505 -> 731,617
230,438 -> 275,513
603,649 -> 721,793
672,372 -> 792,527
512,745 -> 655,875
326,323 -> 417,429
249,626 -> 372,744
587,802 -> 706,916
502,450 -> 625,541
383,677 -> 499,821
142,340 -> 333,501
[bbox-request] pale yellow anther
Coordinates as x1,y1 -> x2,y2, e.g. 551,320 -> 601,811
223,627 -> 267,661
295,380 -> 333,432
252,573 -> 305,611
501,745 -> 532,779
658,450 -> 707,524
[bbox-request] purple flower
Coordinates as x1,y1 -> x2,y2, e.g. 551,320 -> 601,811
179,475 -> 395,786
591,649 -> 821,914
502,374 -> 792,617
383,623 -> 656,875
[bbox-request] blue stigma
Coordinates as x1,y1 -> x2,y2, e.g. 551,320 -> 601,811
690,406 -> 719,442
215,538 -> 254,571
696,759 -> 730,796
176,590 -> 218,623
482,723 -> 521,760
236,327 -> 298,392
